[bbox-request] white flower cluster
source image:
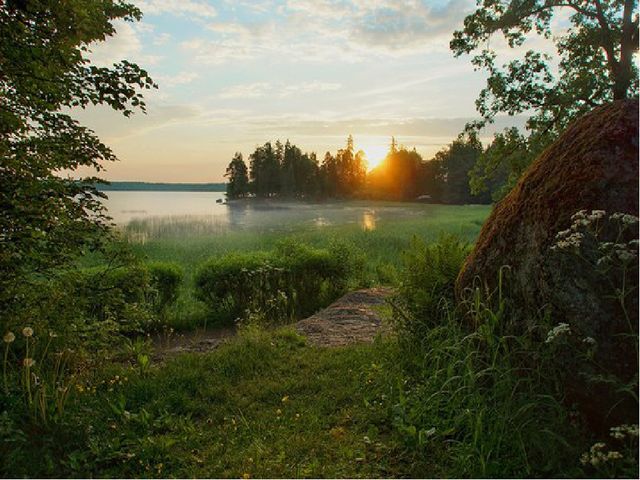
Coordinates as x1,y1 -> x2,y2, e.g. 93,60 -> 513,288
545,323 -> 571,344
580,442 -> 623,467
610,424 -> 639,440
597,239 -> 638,265
552,211 -> 640,262
610,213 -> 639,225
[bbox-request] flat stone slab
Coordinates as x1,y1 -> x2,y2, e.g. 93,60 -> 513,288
296,287 -> 394,347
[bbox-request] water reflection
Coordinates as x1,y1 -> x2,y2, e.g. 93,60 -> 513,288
102,192 -> 450,242
227,202 -> 250,228
314,216 -> 331,227
362,211 -> 376,231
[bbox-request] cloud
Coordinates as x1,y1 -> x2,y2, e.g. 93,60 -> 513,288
155,72 -> 200,88
350,0 -> 473,53
236,113 -> 527,143
136,0 -> 217,18
153,32 -> 172,46
218,81 -> 342,99
87,20 -> 162,67
179,0 -> 476,66
75,102 -> 204,143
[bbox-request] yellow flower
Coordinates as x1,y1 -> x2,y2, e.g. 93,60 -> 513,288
281,395 -> 289,403
3,332 -> 15,343
276,409 -> 282,416
22,327 -> 33,338
242,473 -> 251,479
23,358 -> 35,368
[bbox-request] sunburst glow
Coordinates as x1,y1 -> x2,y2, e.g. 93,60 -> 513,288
360,144 -> 388,171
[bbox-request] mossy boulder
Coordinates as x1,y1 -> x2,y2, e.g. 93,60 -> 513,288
456,99 -> 639,431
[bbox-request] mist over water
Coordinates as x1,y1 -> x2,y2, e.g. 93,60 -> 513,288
102,191 -> 449,243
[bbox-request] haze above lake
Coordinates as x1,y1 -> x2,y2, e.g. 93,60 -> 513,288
102,191 -> 484,243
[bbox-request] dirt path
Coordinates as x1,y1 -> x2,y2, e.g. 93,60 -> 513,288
152,326 -> 237,360
295,287 -> 394,347
154,287 -> 394,358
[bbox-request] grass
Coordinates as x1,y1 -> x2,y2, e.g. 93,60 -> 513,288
87,203 -> 490,330
5,202 -> 637,478
6,328 -> 416,478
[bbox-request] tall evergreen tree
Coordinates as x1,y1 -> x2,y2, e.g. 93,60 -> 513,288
225,152 -> 249,199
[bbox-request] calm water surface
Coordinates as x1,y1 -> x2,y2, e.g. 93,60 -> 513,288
102,191 -> 452,242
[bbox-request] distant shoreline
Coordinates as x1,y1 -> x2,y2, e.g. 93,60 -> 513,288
96,181 -> 226,192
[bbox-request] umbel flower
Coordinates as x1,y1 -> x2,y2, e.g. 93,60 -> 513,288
23,358 -> 35,368
3,332 -> 15,343
22,327 -> 33,338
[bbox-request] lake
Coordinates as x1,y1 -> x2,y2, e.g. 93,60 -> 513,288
102,190 -> 487,243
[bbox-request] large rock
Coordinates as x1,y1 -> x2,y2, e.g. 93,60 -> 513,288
456,100 -> 639,430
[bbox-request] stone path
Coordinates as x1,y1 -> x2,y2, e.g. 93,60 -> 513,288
152,326 -> 236,360
295,287 -> 394,347
153,287 -> 394,358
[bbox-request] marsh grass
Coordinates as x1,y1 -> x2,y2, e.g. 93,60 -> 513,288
84,204 -> 490,330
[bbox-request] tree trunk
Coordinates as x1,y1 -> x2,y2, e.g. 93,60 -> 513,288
614,0 -> 639,100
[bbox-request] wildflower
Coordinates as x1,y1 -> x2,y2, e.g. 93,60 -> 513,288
22,327 -> 33,338
606,451 -> 622,460
49,331 -> 58,338
571,210 -> 587,221
545,323 -> 571,344
276,408 -> 282,416
580,441 -> 623,467
22,358 -> 35,368
616,250 -> 636,262
610,424 -> 639,439
582,337 -> 597,346
588,210 -> 606,220
3,332 -> 15,343
281,395 -> 289,403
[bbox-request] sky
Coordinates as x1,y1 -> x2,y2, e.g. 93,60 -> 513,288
75,0 -> 552,183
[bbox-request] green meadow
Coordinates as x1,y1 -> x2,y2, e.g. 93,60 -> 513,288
114,202 -> 491,330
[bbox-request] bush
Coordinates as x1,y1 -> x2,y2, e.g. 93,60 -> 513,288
147,262 -> 183,314
194,241 -> 364,325
68,264 -> 154,335
395,234 -> 469,337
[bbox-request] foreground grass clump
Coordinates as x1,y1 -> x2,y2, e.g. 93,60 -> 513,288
390,236 -> 639,478
1,328 -> 409,478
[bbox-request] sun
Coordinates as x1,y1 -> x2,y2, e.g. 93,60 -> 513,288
360,144 -> 388,171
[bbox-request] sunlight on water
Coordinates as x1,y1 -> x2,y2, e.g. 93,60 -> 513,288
361,211 -> 376,231
101,191 -> 452,243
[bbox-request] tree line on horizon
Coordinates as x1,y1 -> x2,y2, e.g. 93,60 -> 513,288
225,134 -> 493,204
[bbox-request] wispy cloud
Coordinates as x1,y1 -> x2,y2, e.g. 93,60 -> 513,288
156,72 -> 200,88
88,20 -> 162,67
219,81 -> 342,99
137,0 -> 218,18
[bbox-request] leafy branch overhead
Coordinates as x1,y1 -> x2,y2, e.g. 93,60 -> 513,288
451,0 -> 638,200
0,1 -> 156,292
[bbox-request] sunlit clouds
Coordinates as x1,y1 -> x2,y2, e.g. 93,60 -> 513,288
76,0 -> 535,182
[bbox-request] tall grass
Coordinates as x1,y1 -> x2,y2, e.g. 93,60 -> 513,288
81,204 -> 490,330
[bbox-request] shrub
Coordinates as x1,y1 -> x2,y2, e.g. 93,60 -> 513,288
69,264 -> 154,335
147,262 -> 183,314
395,234 -> 469,337
194,241 -> 365,325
